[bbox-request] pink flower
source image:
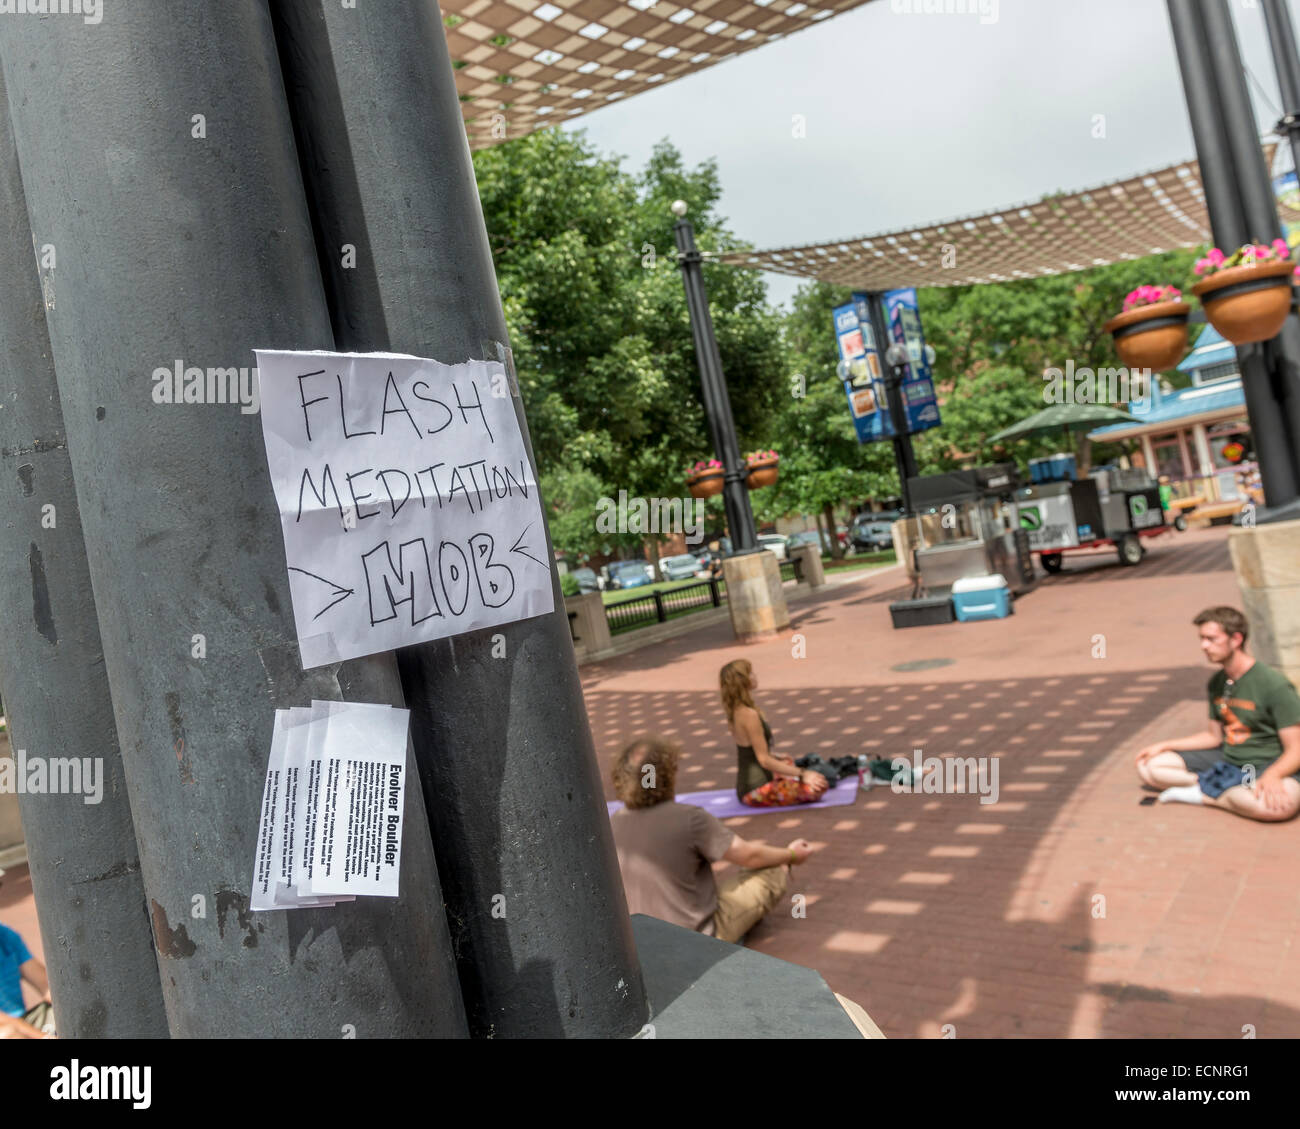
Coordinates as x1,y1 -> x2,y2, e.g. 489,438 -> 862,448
1274,238 -> 1290,258
1208,248 -> 1225,265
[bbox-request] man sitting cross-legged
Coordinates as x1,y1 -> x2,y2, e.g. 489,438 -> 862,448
1135,605 -> 1300,821
609,736 -> 814,944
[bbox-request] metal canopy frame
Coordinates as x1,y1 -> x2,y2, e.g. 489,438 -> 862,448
445,0 -> 875,147
720,146 -> 1300,289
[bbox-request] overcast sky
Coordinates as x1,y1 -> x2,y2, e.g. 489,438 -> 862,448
565,0 -> 1300,308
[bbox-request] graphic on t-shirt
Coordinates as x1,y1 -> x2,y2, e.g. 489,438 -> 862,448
1214,696 -> 1255,746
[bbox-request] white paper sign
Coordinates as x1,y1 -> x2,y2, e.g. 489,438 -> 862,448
255,349 -> 555,668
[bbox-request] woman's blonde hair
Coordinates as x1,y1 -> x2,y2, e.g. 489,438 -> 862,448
719,659 -> 757,725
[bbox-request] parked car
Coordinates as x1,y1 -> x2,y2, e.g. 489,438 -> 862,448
851,510 -> 901,552
659,553 -> 702,582
570,567 -> 599,593
607,559 -> 654,590
785,530 -> 824,554
757,533 -> 788,560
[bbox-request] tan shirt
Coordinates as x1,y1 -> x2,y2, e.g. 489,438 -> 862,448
610,801 -> 736,936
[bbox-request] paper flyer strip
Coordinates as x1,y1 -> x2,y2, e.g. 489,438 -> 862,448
251,701 -> 409,910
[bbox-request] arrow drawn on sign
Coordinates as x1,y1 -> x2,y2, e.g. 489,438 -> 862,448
509,524 -> 548,569
288,566 -> 356,620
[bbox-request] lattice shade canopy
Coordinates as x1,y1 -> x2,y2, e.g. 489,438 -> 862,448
444,0 -> 874,148
720,150 -> 1300,289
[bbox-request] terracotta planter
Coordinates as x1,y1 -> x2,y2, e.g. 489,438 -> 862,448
746,459 -> 779,490
1102,299 -> 1190,372
1192,260 -> 1295,345
687,470 -> 725,499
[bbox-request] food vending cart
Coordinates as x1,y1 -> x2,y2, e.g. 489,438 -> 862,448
1015,466 -> 1174,571
906,464 -> 1037,594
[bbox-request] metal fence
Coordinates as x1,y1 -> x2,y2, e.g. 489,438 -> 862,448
602,555 -> 804,636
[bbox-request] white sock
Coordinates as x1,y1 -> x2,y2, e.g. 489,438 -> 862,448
1158,783 -> 1205,805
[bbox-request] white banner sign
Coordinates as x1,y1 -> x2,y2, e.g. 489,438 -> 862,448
256,350 -> 554,668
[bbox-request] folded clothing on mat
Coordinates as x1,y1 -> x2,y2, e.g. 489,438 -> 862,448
793,754 -> 861,784
606,775 -> 860,819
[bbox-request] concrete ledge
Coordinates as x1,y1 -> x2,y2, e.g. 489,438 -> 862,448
1230,519 -> 1300,687
722,551 -> 790,642
631,914 -> 880,1039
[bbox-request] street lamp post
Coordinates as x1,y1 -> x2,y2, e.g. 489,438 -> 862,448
862,289 -> 921,514
883,341 -> 921,515
673,201 -> 761,555
1166,0 -> 1300,521
1263,0 -> 1300,190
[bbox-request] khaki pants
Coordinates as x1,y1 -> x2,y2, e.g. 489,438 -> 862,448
711,864 -> 789,944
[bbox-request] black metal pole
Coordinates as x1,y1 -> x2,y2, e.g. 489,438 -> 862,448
674,216 -> 761,554
865,292 -> 918,513
0,1 -> 467,1037
1201,0 -> 1300,521
268,0 -> 648,1038
1262,0 -> 1300,183
0,66 -> 169,1039
1167,0 -> 1300,518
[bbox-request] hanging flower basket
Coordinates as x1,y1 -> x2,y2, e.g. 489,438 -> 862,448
686,458 -> 724,499
744,450 -> 779,490
1103,285 -> 1189,372
1191,242 -> 1296,345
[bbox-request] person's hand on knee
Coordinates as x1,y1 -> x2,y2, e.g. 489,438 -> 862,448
1253,771 -> 1292,815
1135,742 -> 1169,767
787,838 -> 813,865
801,770 -> 828,797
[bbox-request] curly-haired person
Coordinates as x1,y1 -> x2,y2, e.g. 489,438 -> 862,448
608,736 -> 814,944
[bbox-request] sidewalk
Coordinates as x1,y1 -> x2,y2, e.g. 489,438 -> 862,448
583,526 -> 1300,1037
3,526 -> 1292,1037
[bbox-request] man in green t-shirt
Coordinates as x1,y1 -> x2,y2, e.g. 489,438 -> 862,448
1135,606 -> 1300,821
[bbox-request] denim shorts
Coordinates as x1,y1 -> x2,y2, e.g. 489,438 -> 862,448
1177,748 -> 1300,789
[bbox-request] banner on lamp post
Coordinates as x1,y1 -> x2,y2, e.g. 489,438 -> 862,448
882,286 -> 942,435
832,300 -> 892,443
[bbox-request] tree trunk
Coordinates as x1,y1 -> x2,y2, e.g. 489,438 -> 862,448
1076,434 -> 1093,477
815,513 -> 831,555
823,502 -> 844,560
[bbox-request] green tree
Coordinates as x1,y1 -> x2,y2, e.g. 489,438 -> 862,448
472,130 -> 788,561
777,251 -> 1201,498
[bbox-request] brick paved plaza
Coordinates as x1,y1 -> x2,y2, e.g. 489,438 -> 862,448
585,525 -> 1300,1037
2,524 -> 1294,1038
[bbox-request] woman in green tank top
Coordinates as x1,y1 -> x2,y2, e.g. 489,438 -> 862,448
720,659 -> 829,806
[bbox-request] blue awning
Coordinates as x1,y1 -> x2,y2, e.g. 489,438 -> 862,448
1090,378 -> 1245,438
1176,324 -> 1236,373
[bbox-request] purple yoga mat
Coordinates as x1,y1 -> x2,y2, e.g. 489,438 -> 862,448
606,774 -> 860,818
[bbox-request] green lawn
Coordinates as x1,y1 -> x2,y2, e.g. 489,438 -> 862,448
822,549 -> 897,571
